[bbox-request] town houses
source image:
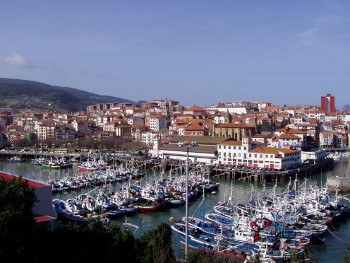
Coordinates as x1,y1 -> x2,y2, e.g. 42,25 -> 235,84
0,94 -> 349,169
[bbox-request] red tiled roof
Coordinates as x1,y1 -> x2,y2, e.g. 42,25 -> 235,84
279,134 -> 301,139
185,105 -> 205,111
249,147 -> 300,154
221,140 -> 242,145
34,216 -> 56,222
0,172 -> 47,188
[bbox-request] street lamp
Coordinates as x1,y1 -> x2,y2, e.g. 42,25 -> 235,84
177,141 -> 197,262
185,144 -> 189,262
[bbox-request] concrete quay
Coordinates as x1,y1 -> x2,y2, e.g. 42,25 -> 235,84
0,150 -> 334,183
210,159 -> 334,183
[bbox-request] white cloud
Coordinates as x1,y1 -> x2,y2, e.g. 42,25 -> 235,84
295,15 -> 347,48
0,52 -> 31,67
296,27 -> 320,47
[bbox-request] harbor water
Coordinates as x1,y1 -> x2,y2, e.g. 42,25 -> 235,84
1,158 -> 350,262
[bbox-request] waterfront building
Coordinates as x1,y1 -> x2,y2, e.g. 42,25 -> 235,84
157,136 -> 229,164
158,143 -> 217,164
319,131 -> 336,148
37,125 -> 56,142
301,149 -> 327,164
55,125 -> 76,141
217,137 -> 301,170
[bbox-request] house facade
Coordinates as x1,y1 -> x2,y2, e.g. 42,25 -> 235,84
217,137 -> 301,170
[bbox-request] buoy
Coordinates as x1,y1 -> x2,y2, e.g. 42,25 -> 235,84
211,191 -> 217,195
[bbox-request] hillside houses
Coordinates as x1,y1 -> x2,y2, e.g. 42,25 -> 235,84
0,97 -> 349,168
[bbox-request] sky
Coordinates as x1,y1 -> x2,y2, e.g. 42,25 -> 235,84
0,0 -> 349,109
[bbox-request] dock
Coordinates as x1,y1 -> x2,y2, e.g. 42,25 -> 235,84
0,150 -> 334,183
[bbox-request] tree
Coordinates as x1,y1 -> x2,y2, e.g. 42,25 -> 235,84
290,247 -> 314,263
37,220 -> 136,263
0,177 -> 37,262
341,250 -> 350,263
135,223 -> 176,263
107,224 -> 136,262
343,105 -> 350,113
187,250 -> 236,263
0,177 -> 180,262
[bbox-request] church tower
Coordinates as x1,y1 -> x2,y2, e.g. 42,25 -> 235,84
224,109 -> 232,123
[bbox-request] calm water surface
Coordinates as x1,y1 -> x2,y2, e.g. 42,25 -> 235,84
1,158 -> 350,262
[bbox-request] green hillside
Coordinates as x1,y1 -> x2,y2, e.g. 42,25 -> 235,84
0,78 -> 135,112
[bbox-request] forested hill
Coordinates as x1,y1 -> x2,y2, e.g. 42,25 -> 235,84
0,78 -> 135,113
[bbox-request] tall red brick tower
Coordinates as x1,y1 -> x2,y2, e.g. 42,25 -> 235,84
321,94 -> 335,113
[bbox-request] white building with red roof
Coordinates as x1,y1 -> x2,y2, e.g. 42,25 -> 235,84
0,171 -> 55,229
272,134 -> 303,149
217,137 -> 301,170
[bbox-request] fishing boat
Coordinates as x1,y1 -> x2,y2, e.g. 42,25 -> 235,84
52,199 -> 95,224
168,194 -> 186,207
76,157 -> 107,171
8,155 -> 24,162
135,198 -> 169,212
104,203 -> 126,218
171,223 -> 257,258
31,157 -> 47,165
42,158 -> 73,169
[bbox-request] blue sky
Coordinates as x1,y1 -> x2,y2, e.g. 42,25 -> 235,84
0,0 -> 349,109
